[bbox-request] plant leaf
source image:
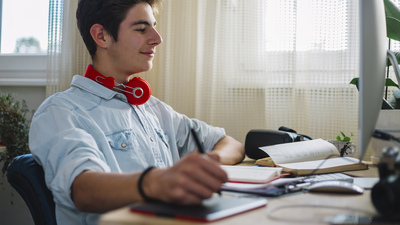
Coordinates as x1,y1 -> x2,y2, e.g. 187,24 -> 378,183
385,78 -> 400,88
387,17 -> 400,41
350,78 -> 359,90
385,0 -> 400,18
351,77 -> 399,89
343,137 -> 351,142
349,77 -> 358,85
385,0 -> 400,40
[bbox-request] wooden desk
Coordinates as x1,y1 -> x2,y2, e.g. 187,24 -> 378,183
99,161 -> 380,225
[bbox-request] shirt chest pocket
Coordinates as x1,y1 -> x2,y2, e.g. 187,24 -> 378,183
107,130 -> 138,151
154,129 -> 170,149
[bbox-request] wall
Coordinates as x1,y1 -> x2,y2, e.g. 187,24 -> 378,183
0,86 -> 46,116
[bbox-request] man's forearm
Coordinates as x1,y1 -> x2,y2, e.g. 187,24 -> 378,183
71,152 -> 230,213
211,135 -> 245,165
72,171 -> 142,213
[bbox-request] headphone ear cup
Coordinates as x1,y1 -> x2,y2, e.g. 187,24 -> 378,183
125,77 -> 151,105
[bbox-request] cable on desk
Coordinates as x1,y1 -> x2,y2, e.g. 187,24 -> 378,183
306,154 -> 340,177
265,204 -> 375,223
304,153 -> 366,180
278,154 -> 362,195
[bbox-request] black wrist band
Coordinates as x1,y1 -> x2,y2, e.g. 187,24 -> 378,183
138,166 -> 155,202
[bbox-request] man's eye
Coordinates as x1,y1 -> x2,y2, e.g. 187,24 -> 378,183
136,28 -> 145,32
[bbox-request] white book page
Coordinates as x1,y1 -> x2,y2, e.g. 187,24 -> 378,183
259,139 -> 339,164
276,157 -> 360,170
221,166 -> 282,183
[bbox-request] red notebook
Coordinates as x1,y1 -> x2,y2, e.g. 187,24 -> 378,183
129,196 -> 267,222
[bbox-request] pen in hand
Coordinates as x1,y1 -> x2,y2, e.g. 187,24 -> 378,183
190,128 -> 222,196
191,128 -> 205,154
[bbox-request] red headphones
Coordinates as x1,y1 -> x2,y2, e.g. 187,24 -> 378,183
84,65 -> 151,105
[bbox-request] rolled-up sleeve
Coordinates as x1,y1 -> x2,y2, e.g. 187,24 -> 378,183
29,104 -> 111,209
144,97 -> 226,158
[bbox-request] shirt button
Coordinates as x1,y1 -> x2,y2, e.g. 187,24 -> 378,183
116,94 -> 122,99
150,138 -> 154,142
121,143 -> 127,148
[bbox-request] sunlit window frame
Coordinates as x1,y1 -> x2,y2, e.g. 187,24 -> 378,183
0,0 -> 47,87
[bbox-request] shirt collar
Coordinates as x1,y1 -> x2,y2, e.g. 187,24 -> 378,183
71,75 -> 128,102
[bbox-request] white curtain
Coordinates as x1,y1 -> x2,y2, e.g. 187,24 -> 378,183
47,0 -> 90,96
148,0 -> 361,156
47,0 -> 367,158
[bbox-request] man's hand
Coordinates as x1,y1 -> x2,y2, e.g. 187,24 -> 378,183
142,152 -> 228,204
72,152 -> 228,213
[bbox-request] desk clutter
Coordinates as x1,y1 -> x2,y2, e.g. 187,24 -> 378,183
234,128 -> 370,197
221,172 -> 362,197
255,139 -> 368,176
244,127 -> 368,177
244,127 -> 312,160
124,129 -> 400,224
123,165 -> 400,224
241,127 -> 400,222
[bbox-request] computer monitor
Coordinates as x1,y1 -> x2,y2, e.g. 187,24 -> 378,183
358,0 -> 387,161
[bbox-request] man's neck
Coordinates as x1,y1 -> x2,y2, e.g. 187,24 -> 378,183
91,60 -> 131,85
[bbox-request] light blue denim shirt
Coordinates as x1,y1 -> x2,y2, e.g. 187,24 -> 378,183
29,75 -> 225,225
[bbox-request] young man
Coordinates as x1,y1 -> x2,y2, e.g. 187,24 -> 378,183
29,0 -> 245,224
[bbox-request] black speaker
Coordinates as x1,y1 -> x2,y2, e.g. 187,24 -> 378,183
245,127 -> 312,160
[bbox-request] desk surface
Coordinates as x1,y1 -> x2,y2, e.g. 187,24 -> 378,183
99,160 -> 379,225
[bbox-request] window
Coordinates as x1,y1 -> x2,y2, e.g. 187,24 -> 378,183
1,0 -> 48,54
262,0 -> 348,52
238,0 -> 357,86
0,0 -> 49,86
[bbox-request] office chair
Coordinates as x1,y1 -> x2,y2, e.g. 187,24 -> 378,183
7,154 -> 57,225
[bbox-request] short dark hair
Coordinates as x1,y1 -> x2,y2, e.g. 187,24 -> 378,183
76,0 -> 162,58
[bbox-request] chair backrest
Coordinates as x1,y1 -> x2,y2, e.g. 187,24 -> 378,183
7,154 -> 57,225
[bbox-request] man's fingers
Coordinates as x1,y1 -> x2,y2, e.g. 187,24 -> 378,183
146,152 -> 228,205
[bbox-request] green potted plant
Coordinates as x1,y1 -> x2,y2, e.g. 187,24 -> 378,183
350,0 -> 400,109
336,131 -> 354,142
0,92 -> 32,174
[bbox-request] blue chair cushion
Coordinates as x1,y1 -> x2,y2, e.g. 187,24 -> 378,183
7,154 -> 56,225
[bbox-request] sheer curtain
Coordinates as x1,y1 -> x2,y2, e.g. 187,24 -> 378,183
148,0 -> 361,156
47,0 -> 365,158
47,0 -> 90,96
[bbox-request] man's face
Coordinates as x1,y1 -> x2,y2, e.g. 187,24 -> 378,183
106,3 -> 162,79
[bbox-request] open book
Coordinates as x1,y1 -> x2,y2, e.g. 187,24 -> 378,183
221,165 -> 282,183
255,139 -> 368,176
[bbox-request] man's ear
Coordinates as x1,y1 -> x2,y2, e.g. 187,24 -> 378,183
90,24 -> 111,49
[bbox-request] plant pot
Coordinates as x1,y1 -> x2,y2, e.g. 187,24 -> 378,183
370,110 -> 400,164
327,140 -> 356,157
